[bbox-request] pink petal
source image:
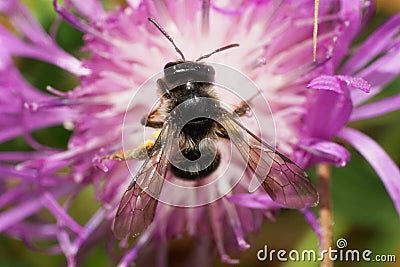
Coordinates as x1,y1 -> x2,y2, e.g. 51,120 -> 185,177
307,75 -> 370,94
340,14 -> 400,75
0,197 -> 42,232
298,138 -> 350,167
351,93 -> 400,121
342,14 -> 400,105
304,75 -> 370,140
69,0 -> 105,21
338,127 -> 400,216
0,1 -> 89,75
330,0 -> 367,67
307,75 -> 345,94
301,209 -> 322,250
304,85 -> 352,140
227,193 -> 281,209
352,44 -> 400,105
41,192 -> 83,234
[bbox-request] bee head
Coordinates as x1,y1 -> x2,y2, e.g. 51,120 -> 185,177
163,61 -> 215,86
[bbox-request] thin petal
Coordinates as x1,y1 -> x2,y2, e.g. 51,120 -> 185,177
53,0 -> 111,44
0,197 -> 42,232
338,127 -> 400,216
340,14 -> 400,75
69,0 -> 105,21
351,93 -> 400,121
307,75 -> 370,94
57,228 -> 76,267
342,14 -> 400,105
301,209 -> 322,250
73,208 -> 106,248
1,0 -> 55,47
117,223 -> 157,267
297,138 -> 350,167
209,203 -> 239,264
6,222 -> 58,239
330,0 -> 367,67
307,75 -> 346,94
352,44 -> 400,105
227,193 -> 281,209
0,2 -> 89,75
0,183 -> 78,232
41,192 -> 83,234
222,198 -> 250,249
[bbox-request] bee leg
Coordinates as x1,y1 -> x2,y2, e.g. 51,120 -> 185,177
99,151 -> 127,161
142,118 -> 164,128
233,100 -> 251,117
141,109 -> 164,128
100,140 -> 157,162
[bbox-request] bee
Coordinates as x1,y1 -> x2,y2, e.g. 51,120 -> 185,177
103,18 -> 319,240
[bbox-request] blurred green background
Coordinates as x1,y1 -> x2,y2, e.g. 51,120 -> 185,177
0,0 -> 399,266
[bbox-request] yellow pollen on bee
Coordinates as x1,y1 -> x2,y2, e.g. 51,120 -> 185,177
129,130 -> 160,160
130,140 -> 154,160
144,140 -> 155,148
152,129 -> 162,139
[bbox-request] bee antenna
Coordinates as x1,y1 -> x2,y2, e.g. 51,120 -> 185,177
195,43 -> 239,62
148,17 -> 186,61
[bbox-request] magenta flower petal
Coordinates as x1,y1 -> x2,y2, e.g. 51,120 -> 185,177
227,193 -> 281,209
41,192 -> 83,234
297,138 -> 350,167
302,75 -> 370,147
343,14 -> 400,105
69,0 -> 105,21
0,1 -> 89,75
352,45 -> 400,105
7,223 -> 59,240
341,14 -> 400,76
338,127 -> 400,215
0,181 -> 79,232
0,0 -> 53,45
307,75 -> 348,94
304,84 -> 352,140
0,54 -> 74,143
301,209 -> 322,250
222,199 -> 251,249
53,0 -> 103,37
351,93 -> 400,121
0,196 -> 43,233
118,225 -> 156,267
73,208 -> 106,248
57,229 -> 76,267
328,0 -> 370,67
307,75 -> 370,94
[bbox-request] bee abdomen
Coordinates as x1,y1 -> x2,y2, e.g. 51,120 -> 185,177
170,149 -> 220,180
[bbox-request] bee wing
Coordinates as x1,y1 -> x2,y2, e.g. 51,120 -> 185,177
113,121 -> 176,239
219,112 -> 319,209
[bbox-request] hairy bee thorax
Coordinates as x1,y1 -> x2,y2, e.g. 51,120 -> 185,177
155,69 -> 221,180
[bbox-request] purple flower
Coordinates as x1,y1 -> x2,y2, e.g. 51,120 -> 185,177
0,0 -> 399,266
